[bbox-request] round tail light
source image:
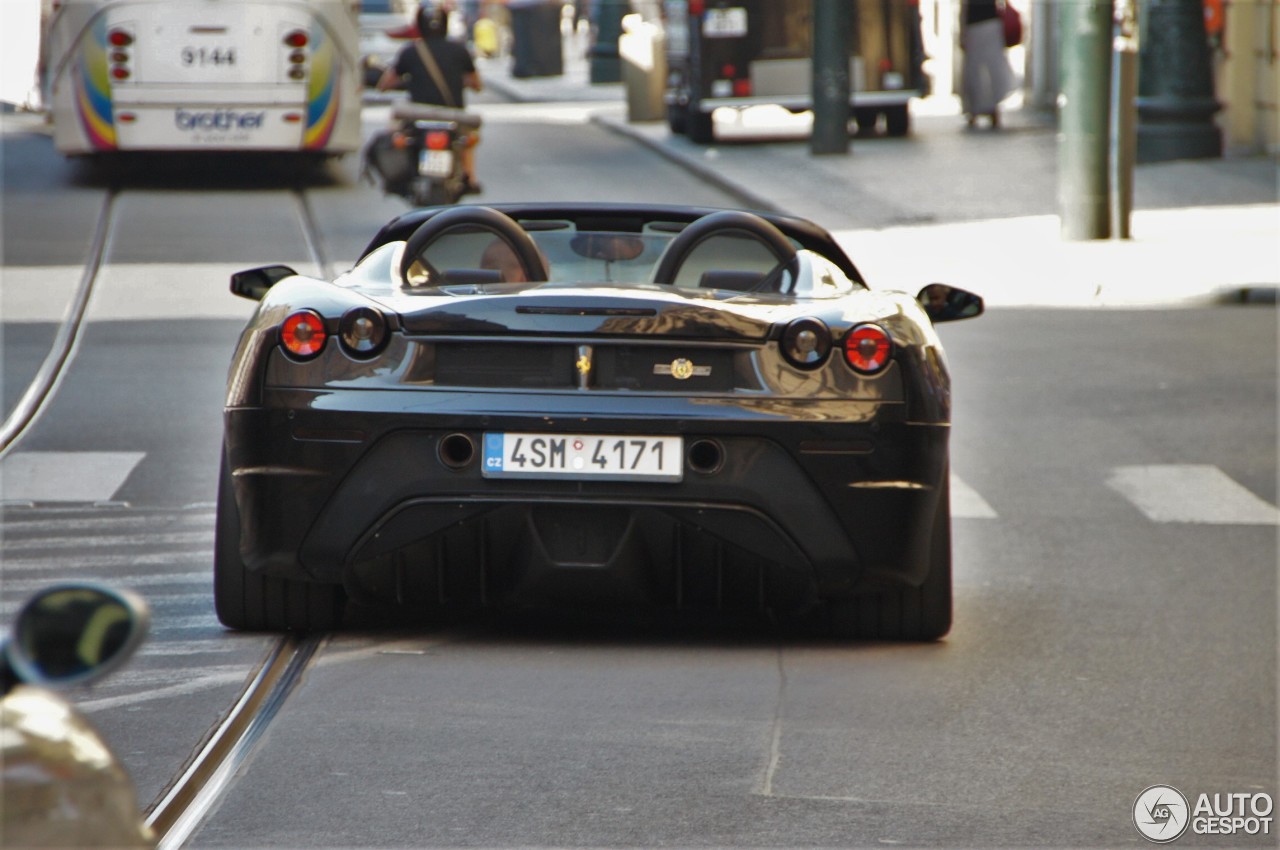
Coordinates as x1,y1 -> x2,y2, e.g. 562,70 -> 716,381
843,324 -> 892,374
781,317 -> 831,369
281,310 -> 327,359
338,307 -> 388,357
108,28 -> 134,47
283,29 -> 309,48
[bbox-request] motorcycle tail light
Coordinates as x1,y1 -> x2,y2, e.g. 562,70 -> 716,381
781,317 -> 831,369
425,130 -> 451,150
283,29 -> 308,48
338,307 -> 388,357
843,324 -> 892,374
280,310 -> 327,359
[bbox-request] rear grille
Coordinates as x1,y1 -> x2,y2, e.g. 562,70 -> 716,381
429,341 -> 746,393
435,343 -> 575,389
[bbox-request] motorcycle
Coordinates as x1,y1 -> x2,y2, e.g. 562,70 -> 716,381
362,102 -> 482,207
1,582 -> 153,848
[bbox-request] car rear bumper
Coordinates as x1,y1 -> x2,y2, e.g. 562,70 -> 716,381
225,389 -> 948,611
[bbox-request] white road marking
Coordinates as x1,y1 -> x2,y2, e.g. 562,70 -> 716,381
0,451 -> 145,503
0,572 -> 210,594
1,529 -> 214,551
78,669 -> 248,713
951,473 -> 998,519
1107,465 -> 1280,525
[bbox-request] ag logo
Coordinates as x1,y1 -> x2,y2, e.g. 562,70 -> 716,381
1134,785 -> 1190,843
653,358 -> 711,380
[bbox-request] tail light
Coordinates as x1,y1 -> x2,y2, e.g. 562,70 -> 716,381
842,324 -> 892,374
425,130 -> 451,150
781,317 -> 831,369
108,28 -> 133,82
338,307 -> 388,358
282,29 -> 309,81
280,310 -> 327,359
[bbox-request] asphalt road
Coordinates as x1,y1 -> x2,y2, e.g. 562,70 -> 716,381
1,93 -> 1276,848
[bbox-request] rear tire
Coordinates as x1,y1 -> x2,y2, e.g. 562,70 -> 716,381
884,104 -> 910,137
412,179 -> 455,207
667,103 -> 688,135
686,106 -> 714,144
828,475 -> 952,641
214,453 -> 344,632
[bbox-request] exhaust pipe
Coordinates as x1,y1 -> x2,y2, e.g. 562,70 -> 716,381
438,433 -> 476,469
687,439 -> 724,475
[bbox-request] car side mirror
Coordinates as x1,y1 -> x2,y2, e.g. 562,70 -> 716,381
917,284 -> 984,323
4,583 -> 149,689
230,265 -> 297,301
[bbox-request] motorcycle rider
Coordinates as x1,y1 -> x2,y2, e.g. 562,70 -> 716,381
377,1 -> 484,193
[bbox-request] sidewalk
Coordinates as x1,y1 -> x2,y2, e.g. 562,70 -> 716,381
476,43 -> 1279,308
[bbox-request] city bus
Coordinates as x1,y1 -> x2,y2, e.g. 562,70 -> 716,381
40,0 -> 363,158
662,0 -> 927,142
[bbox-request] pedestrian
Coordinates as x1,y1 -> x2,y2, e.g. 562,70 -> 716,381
377,0 -> 484,192
959,0 -> 1015,128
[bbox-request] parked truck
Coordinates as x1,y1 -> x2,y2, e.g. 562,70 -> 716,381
663,0 -> 927,142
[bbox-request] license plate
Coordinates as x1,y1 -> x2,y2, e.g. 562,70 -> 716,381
703,7 -> 747,37
419,149 -> 453,177
482,433 -> 683,482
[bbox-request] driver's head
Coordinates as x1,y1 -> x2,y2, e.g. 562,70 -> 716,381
480,238 -> 527,283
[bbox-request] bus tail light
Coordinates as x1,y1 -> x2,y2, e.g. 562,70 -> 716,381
843,324 -> 892,374
108,28 -> 134,47
283,29 -> 309,48
280,310 -> 327,359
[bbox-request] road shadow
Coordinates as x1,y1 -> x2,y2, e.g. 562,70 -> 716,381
341,599 -> 949,651
67,150 -> 352,192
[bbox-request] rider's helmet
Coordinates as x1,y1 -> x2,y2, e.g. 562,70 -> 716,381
416,0 -> 448,38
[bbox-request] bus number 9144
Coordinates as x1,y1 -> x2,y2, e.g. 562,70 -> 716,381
181,46 -> 236,66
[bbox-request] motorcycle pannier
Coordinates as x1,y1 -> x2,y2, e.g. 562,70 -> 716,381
364,129 -> 415,187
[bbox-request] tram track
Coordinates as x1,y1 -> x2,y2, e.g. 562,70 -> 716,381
1,173 -> 338,845
0,190 -> 118,458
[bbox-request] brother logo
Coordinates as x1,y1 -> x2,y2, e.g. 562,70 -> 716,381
174,109 -> 265,131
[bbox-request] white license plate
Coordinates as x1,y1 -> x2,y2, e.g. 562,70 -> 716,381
703,7 -> 747,37
419,148 -> 453,177
482,433 -> 683,482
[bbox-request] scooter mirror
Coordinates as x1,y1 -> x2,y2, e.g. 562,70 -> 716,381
5,583 -> 150,689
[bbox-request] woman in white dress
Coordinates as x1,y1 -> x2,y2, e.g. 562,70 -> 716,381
960,0 -> 1015,127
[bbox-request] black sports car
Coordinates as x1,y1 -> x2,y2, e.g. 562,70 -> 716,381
216,204 -> 982,639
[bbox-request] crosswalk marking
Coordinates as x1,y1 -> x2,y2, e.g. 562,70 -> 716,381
0,451 -> 145,503
1107,464 -> 1280,525
951,474 -> 998,519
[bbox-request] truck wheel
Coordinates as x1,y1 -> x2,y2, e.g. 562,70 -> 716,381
667,103 -> 688,135
885,104 -> 910,137
686,107 -> 714,144
827,475 -> 952,641
214,454 -> 344,632
853,107 -> 879,136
